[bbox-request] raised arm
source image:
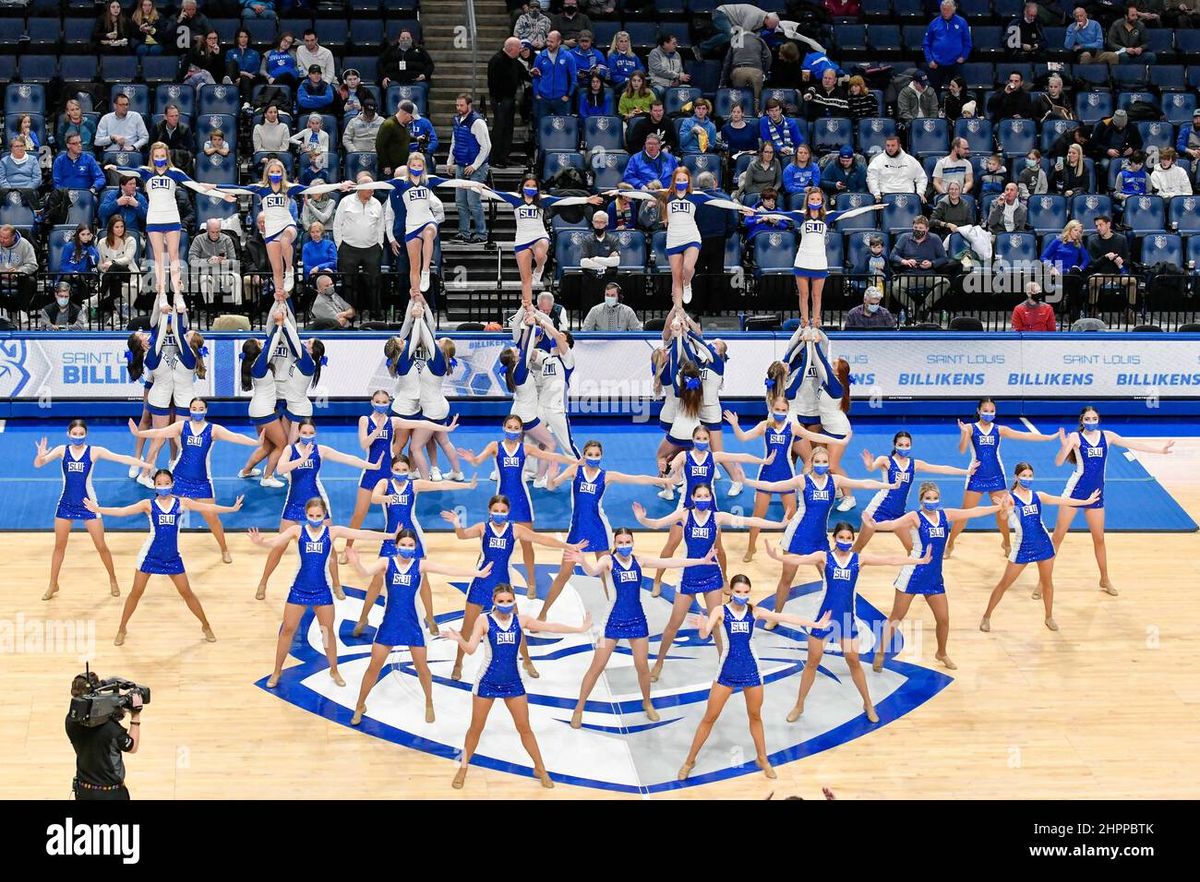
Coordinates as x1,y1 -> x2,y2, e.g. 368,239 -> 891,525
211,424 -> 264,448
440,615 -> 489,654
633,547 -> 720,571
329,525 -> 402,543
1037,488 -> 1101,508
764,540 -> 826,569
861,546 -> 931,568
318,444 -> 381,472
546,463 -> 579,491
454,441 -> 498,468
1107,432 -> 1174,456
33,438 -> 63,468
998,424 -> 1063,443
714,449 -> 775,468
794,423 -> 851,447
439,510 -> 486,540
1054,431 -> 1079,468
421,558 -> 494,580
526,444 -> 581,467
914,458 -> 975,477
606,470 -> 674,488
631,501 -> 685,531
514,525 -> 590,553
413,475 -> 478,493
82,497 -> 149,518
564,547 -> 612,577
687,605 -> 724,640
523,612 -> 593,635
956,419 -> 973,454
90,446 -> 154,470
743,475 -> 801,494
943,499 -> 1011,524
126,417 -> 185,441
860,510 -> 918,533
834,474 -> 897,492
342,545 -> 391,579
246,525 -> 302,550
755,607 -> 832,630
393,415 -> 459,435
716,512 -> 789,530
723,409 -> 766,442
181,495 -> 244,515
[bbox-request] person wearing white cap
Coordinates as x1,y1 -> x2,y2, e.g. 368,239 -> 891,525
843,286 -> 896,329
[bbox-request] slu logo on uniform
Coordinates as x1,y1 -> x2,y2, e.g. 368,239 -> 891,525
263,565 -> 951,793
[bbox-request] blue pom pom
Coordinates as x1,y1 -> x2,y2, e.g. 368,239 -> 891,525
319,355 -> 328,366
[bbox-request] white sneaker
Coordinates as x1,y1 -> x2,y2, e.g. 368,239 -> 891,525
284,268 -> 294,293
260,475 -> 286,489
488,468 -> 499,480
532,475 -> 548,490
836,494 -> 857,512
682,284 -> 693,304
128,465 -> 140,479
419,270 -> 431,293
657,485 -> 675,501
448,470 -> 466,481
239,468 -> 262,479
531,265 -> 545,287
430,466 -> 443,481
136,473 -> 154,489
727,481 -> 743,498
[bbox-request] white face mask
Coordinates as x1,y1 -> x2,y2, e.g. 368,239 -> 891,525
865,302 -> 880,314
56,296 -> 71,308
604,295 -> 618,307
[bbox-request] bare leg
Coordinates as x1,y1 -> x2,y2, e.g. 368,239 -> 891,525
506,696 -> 552,785
763,561 -> 798,631
150,231 -> 167,296
516,248 -> 533,303
343,487 -> 374,560
744,492 -> 771,561
261,420 -> 288,479
517,522 -> 536,599
651,523 -> 684,596
194,500 -> 230,559
980,562 -> 1027,629
796,276 -> 811,327
82,518 -> 120,593
1051,496 -> 1077,551
420,574 -> 436,633
744,685 -> 774,776
454,695 -> 496,787
452,603 -> 482,679
789,635 -> 825,720
115,570 -> 151,643
45,519 -> 71,600
702,589 -> 726,656
1085,508 -> 1115,593
353,569 -> 385,635
314,604 -> 343,685
679,684 -> 732,777
351,643 -> 391,723
944,490 -> 983,558
1036,557 -> 1057,627
571,638 -> 616,726
810,276 -> 826,327
539,555 -> 574,621
531,240 -> 549,287
843,642 -> 876,721
433,432 -> 462,473
406,237 -> 423,294
140,412 -> 174,480
708,428 -> 745,486
165,231 -> 183,297
926,593 -> 955,667
872,590 -> 916,671
268,603 -> 305,686
256,518 -> 297,599
651,591 -> 693,677
409,428 -> 436,478
990,490 -> 1011,554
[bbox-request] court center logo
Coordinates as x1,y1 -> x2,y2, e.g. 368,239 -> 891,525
262,565 -> 951,792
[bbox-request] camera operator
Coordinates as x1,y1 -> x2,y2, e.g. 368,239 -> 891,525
66,671 -> 141,800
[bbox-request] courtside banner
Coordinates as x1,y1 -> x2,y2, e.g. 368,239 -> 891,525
1,333 -> 1197,401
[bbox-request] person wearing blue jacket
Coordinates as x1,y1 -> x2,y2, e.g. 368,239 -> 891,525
782,143 -> 822,195
99,176 -> 149,234
578,75 -> 614,118
802,51 -> 842,82
820,145 -> 868,197
678,100 -> 718,154
531,31 -> 579,141
52,134 -> 105,192
922,0 -> 973,90
262,33 -> 299,88
570,31 -> 608,87
622,135 -> 679,190
606,32 -> 644,91
758,99 -> 806,158
302,222 -> 338,277
296,66 -> 335,114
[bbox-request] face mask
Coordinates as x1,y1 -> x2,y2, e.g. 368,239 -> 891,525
835,540 -> 854,552
594,228 -> 605,238
490,512 -> 509,524
67,433 -> 86,444
398,38 -> 412,49
604,294 -> 618,307
1082,419 -> 1100,430
153,158 -> 167,168
523,186 -> 538,198
812,463 -> 830,475
268,173 -> 282,184
730,593 -> 750,606
392,471 -> 409,481
190,410 -> 206,422
397,546 -> 417,559
493,602 -> 515,614
156,485 -> 174,496
693,441 -> 710,452
674,181 -> 688,194
372,403 -> 390,414
300,434 -> 317,444
585,456 -> 602,467
1025,158 -> 1038,170
772,411 -> 789,422
807,200 -> 822,210
56,296 -> 71,308
913,230 -> 926,240
694,499 -> 713,511
922,500 -> 940,511
1018,477 -> 1033,488
407,166 -> 422,178
615,545 -> 633,557
305,515 -> 325,527
503,429 -> 521,441
895,446 -> 911,457
866,303 -> 880,314
979,412 -> 995,423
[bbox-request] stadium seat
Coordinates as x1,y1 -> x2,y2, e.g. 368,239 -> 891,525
1177,29 -> 1200,59
1140,233 -> 1182,267
1168,195 -> 1200,234
961,63 -> 996,91
193,152 -> 238,186
4,112 -> 46,147
197,84 -> 241,118
0,196 -> 36,229
752,230 -> 797,275
62,18 -> 93,51
542,151 -> 585,181
682,153 -> 723,188
907,117 -> 949,158
856,117 -> 897,155
1112,65 -> 1148,90
625,23 -> 659,50
63,189 -> 97,226
892,0 -> 926,19
17,55 -> 57,83
1145,29 -> 1173,57
47,226 -> 78,274
734,153 -> 755,180
1122,195 -> 1165,235
954,118 -> 993,150
344,152 -> 379,180
1074,65 -> 1111,89
5,84 -> 46,116
834,193 -> 879,232
1041,118 -> 1079,153
724,236 -> 742,271
959,0 -> 992,18
1162,93 -> 1197,127
811,117 -> 853,154
59,55 -> 97,83
1028,194 -> 1068,235
994,232 -> 1038,266
592,151 -> 630,190
210,18 -> 238,43
868,25 -> 902,57
99,55 -> 139,85
650,230 -> 671,275
242,19 -> 276,45
882,193 -> 921,233
342,57 -> 378,83
23,19 -> 60,52
862,0 -> 892,19
664,87 -> 703,115
610,230 -> 646,271
140,55 -> 178,85
554,229 -> 590,280
538,115 -> 580,153
582,116 -> 624,152
997,118 -> 1036,158
1148,65 -> 1186,92
195,112 -> 237,142
1070,193 -> 1113,230
824,231 -> 845,271
155,84 -> 195,119
845,230 -> 888,269
253,151 -> 295,174
349,20 -> 383,53
761,88 -> 798,110
714,88 -> 752,120
385,83 -> 428,116
1136,121 -> 1175,152
103,150 -> 143,177
833,24 -> 868,53
1187,234 -> 1200,267
111,84 -> 150,118
900,25 -> 928,54
1075,91 -> 1113,125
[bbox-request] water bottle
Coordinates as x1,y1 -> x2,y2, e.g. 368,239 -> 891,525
899,308 -> 907,326
940,310 -> 948,327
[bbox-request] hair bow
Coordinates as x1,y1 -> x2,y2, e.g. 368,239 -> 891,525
197,346 -> 209,356
684,376 -> 701,391
764,377 -> 775,389
124,349 -> 135,364
447,357 -> 458,370
319,355 -> 329,366
238,352 -> 245,361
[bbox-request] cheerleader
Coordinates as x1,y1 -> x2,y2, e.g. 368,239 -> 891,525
745,443 -> 892,631
341,388 -> 459,564
944,399 -> 1064,559
766,524 -> 929,724
440,499 -> 582,681
384,152 -> 453,296
854,432 -> 978,553
82,470 -> 243,646
382,302 -> 427,455
565,533 -> 719,728
723,398 -> 848,562
254,419 -> 380,600
801,329 -> 857,510
979,463 -> 1100,632
477,176 -> 603,299
1050,405 -> 1174,595
125,401 -> 260,562
456,414 -> 583,599
756,186 -> 884,327
107,142 -> 235,298
247,500 -> 395,689
540,439 -> 675,620
531,310 -> 580,461
276,308 -> 326,443
408,312 -> 466,481
677,574 -> 831,781
440,585 -> 593,790
632,485 -> 789,682
864,482 -> 1012,672
345,534 -> 493,725
236,314 -> 289,488
650,345 -> 683,491
33,423 -> 151,601
123,327 -> 179,476
245,158 -> 341,295
497,315 -> 561,484
349,454 -> 478,638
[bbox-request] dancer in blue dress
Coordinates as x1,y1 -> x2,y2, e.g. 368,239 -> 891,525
632,484 -> 789,682
944,398 -> 1063,559
125,400 -> 259,563
456,413 -> 582,598
541,439 -> 675,620
566,528 -> 718,728
349,453 -> 478,639
84,469 -> 242,646
34,420 -> 151,600
441,495 -> 583,682
766,522 -> 927,724
677,574 -> 830,782
247,497 -> 395,689
441,584 -> 592,790
863,481 -> 1013,673
255,419 -> 381,600
980,462 -> 1099,633
344,529 -> 493,727
1051,405 -> 1174,596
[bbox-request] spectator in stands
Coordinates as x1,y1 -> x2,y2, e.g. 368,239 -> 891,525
837,77 -> 874,125
735,141 -> 781,198
515,1 -> 552,52
333,171 -> 387,319
343,99 -> 382,154
375,104 -> 412,179
398,101 -> 439,167
252,104 -> 291,154
1164,0 -> 1200,27
489,37 -> 528,168
532,31 -> 579,134
1176,109 -> 1200,164
897,70 -> 939,122
303,221 -> 338,277
700,4 -> 781,58
1112,150 -> 1149,208
801,47 -> 843,84
744,187 -> 788,240
933,137 -> 973,195
57,100 -> 97,154
940,75 -> 977,123
868,135 -> 928,201
131,0 -> 163,57
607,31 -> 645,92
241,0 -> 277,23
552,0 -> 592,49
769,43 -> 806,94
153,104 -> 193,174
850,234 -> 890,285
52,134 -> 105,194
719,103 -> 758,157
60,224 -> 99,298
582,282 -> 642,331
607,189 -> 643,230
782,143 -> 821,195
929,180 -> 974,235
802,69 -> 849,121
300,183 -> 336,229
820,145 -> 867,197
844,286 -> 896,329
205,128 -> 233,156
986,182 -> 1029,233
578,210 -> 621,303
308,273 -> 355,330
759,98 -> 805,158
227,28 -> 262,104
618,72 -> 655,121
623,134 -> 678,191
1017,149 -> 1049,198
298,151 -> 327,187
448,94 -> 492,245
291,113 -> 330,169
1107,4 -> 1156,64
263,33 -> 300,89
922,0 -> 972,91
167,0 -> 209,55
978,152 -> 1007,200
648,33 -> 690,93
579,74 -> 614,118
1034,75 -> 1074,122
241,215 -> 272,313
1041,220 -> 1089,312
1064,6 -> 1116,64
0,225 -> 38,315
1006,2 -> 1047,60
571,31 -> 608,86
7,115 -> 39,153
0,140 -> 43,212
100,176 -> 148,234
1053,141 -> 1094,198
189,218 -> 238,307
1049,123 -> 1090,160
94,1 -> 134,51
988,70 -> 1035,122
95,93 -> 149,152
626,101 -> 678,154
96,215 -> 138,317
889,215 -> 953,313
1150,147 -> 1193,197
1091,110 -> 1141,168
185,29 -> 229,89
335,68 -> 366,119
295,29 -> 336,85
679,100 -> 717,153
694,169 -> 738,302
1085,215 -> 1138,316
297,65 -> 336,115
1011,281 -> 1057,331
719,27 -> 771,115
40,281 -> 86,331
380,28 -> 434,89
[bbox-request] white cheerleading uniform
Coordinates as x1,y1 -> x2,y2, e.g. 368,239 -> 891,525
763,205 -> 880,273
389,175 -> 448,241
279,319 -> 315,419
249,182 -> 305,241
782,326 -> 820,422
509,326 -> 541,427
115,166 -> 191,232
413,319 -> 451,422
665,195 -> 702,253
145,302 -> 185,413
488,191 -> 592,252
247,324 -> 282,425
537,346 -> 578,457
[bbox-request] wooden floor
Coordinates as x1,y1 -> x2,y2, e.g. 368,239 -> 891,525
5,438 -> 1200,800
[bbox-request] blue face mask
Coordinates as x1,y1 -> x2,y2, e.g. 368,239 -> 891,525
156,485 -> 174,496
490,512 -> 509,524
895,446 -> 911,457
67,433 -> 86,444
807,200 -> 823,210
301,434 -> 317,444
522,186 -> 538,198
835,539 -> 854,552
503,429 -> 521,441
493,602 -> 515,614
190,410 -> 206,422
392,471 -> 409,482
153,158 -> 167,168
730,593 -> 750,605
407,166 -> 422,178
306,515 -> 324,527
268,173 -> 282,184
397,546 -> 417,559
585,456 -> 602,467
1018,477 -> 1033,488
694,499 -> 713,511
922,500 -> 940,511
615,545 -> 633,557
812,463 -> 830,475
372,403 -> 390,414
1082,419 -> 1100,430
674,181 -> 688,193
693,441 -> 710,452
979,412 -> 995,423
772,411 -> 789,422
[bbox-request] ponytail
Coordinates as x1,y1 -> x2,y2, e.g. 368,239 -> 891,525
240,339 -> 261,391
310,338 -> 325,388
765,360 -> 787,408
834,357 -> 851,414
125,333 -> 145,382
191,332 -> 207,380
499,347 -> 519,393
383,336 -> 403,377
